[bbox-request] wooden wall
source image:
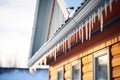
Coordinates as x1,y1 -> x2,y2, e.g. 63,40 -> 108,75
48,16 -> 120,80
111,42 -> 120,80
49,37 -> 120,80
48,1 -> 120,80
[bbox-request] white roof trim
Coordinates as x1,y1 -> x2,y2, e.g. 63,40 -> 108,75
57,0 -> 69,19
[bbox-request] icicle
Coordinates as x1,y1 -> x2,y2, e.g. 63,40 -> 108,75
100,7 -> 103,32
53,47 -> 54,60
59,41 -> 62,52
57,43 -> 59,52
48,50 -> 50,57
49,49 -> 51,57
64,38 -> 66,53
51,48 -> 53,57
71,31 -> 73,43
73,29 -> 76,42
54,46 -> 56,61
85,20 -> 88,40
76,27 -> 78,42
91,14 -> 94,30
64,37 -> 67,53
49,49 -> 52,57
68,34 -> 71,50
97,8 -> 101,21
63,38 -> 65,53
44,54 -> 46,65
67,35 -> 69,50
81,23 -> 84,43
89,16 -> 91,40
68,33 -> 72,50
104,1 -> 108,17
56,44 -> 58,54
109,0 -> 112,12
69,33 -> 72,50
62,39 -> 64,52
46,51 -> 49,57
79,24 -> 81,40
93,12 -> 96,23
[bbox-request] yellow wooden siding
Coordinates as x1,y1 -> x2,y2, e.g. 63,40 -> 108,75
82,71 -> 93,80
112,54 -> 120,67
111,42 -> 120,56
111,42 -> 120,79
112,65 -> 120,78
82,54 -> 93,80
49,35 -> 120,80
113,77 -> 120,80
82,62 -> 92,73
82,54 -> 92,65
65,64 -> 70,71
64,70 -> 70,79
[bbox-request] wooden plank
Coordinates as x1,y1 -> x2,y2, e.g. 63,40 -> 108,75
68,55 -> 79,63
82,55 -> 92,65
112,54 -> 120,67
83,71 -> 93,80
50,75 -> 57,80
83,77 -> 93,80
65,64 -> 70,71
50,70 -> 57,76
111,42 -> 120,56
119,35 -> 120,41
112,66 -> 120,78
64,70 -> 70,79
82,63 -> 92,73
113,77 -> 120,80
65,77 -> 70,80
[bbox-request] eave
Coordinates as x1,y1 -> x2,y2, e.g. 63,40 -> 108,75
28,0 -> 120,68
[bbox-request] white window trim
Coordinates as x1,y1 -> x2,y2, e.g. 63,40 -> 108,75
57,66 -> 64,80
93,47 -> 110,80
71,59 -> 81,80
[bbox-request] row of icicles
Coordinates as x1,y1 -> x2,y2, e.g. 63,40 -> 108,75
38,0 -> 117,66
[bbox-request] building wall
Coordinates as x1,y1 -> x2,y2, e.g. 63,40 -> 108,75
111,42 -> 120,80
49,28 -> 120,80
48,1 -> 120,79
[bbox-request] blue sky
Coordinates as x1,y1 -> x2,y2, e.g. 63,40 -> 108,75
64,0 -> 83,13
0,0 -> 83,68
64,0 -> 83,8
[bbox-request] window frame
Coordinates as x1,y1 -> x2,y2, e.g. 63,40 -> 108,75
71,59 -> 81,80
93,47 -> 110,80
57,66 -> 64,80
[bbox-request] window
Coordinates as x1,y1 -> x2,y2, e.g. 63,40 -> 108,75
57,66 -> 64,80
71,59 -> 81,80
93,47 -> 110,80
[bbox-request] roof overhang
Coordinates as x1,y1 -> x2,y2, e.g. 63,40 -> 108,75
28,0 -> 117,68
